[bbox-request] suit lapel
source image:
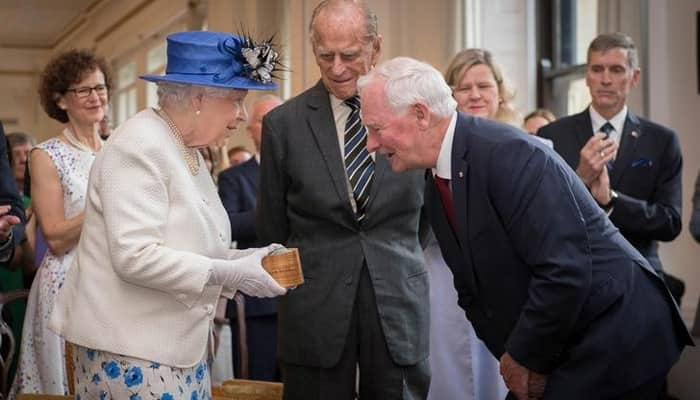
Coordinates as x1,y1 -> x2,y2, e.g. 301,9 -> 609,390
306,81 -> 354,210
574,110 -> 594,151
366,153 -> 389,212
610,111 -> 642,187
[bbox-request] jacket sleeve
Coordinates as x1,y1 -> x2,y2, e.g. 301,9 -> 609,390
98,122 -> 212,308
0,123 -> 26,251
610,130 -> 682,242
489,141 -> 592,373
256,113 -> 289,245
691,170 -> 700,243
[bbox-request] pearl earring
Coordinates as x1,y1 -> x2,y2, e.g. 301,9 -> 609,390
195,110 -> 201,116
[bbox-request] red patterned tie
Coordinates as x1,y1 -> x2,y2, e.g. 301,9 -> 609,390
434,176 -> 457,232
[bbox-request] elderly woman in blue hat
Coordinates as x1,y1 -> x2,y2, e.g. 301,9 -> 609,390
49,31 -> 286,400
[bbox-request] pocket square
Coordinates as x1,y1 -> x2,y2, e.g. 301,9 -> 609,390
631,158 -> 652,168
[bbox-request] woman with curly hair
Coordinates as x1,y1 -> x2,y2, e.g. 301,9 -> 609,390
9,48 -> 111,398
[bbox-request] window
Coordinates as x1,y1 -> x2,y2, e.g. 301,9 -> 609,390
537,0 -> 597,117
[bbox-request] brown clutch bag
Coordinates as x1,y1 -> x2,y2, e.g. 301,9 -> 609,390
261,247 -> 304,288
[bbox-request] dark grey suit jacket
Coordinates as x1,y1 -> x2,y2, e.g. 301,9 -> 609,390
539,109 -> 682,273
426,113 -> 691,399
257,81 -> 428,367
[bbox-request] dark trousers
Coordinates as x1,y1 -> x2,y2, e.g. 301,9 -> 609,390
281,266 -> 430,400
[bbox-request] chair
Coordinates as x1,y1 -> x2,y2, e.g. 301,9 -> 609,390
232,292 -> 249,379
1,289 -> 29,399
214,379 -> 283,400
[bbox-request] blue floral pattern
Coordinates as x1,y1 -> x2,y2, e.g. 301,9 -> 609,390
74,345 -> 210,400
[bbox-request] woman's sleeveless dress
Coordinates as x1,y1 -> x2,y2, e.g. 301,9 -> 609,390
9,138 -> 96,398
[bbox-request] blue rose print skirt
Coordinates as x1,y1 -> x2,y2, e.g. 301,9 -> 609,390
72,344 -> 211,400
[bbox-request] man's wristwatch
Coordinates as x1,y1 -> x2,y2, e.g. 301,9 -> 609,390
601,189 -> 618,211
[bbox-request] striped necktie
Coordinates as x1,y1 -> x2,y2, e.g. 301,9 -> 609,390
344,96 -> 374,221
601,122 -> 615,170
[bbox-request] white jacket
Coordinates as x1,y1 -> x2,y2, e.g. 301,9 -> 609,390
50,109 -> 235,367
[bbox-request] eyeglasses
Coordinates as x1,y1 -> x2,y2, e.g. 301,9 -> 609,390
65,84 -> 109,98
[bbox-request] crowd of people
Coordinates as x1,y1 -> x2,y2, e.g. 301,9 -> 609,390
1,1 -> 698,400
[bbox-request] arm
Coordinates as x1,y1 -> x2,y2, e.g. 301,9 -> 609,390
98,131 -> 212,305
691,170 -> 700,243
29,147 -> 82,256
489,141 -> 591,374
256,114 -> 289,245
218,170 -> 256,242
608,132 -> 682,241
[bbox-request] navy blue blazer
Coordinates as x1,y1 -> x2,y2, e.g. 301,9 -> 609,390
425,113 -> 692,399
0,122 -> 25,261
218,157 -> 277,317
538,109 -> 682,273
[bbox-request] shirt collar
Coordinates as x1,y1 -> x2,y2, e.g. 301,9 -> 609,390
432,111 -> 458,180
589,105 -> 627,135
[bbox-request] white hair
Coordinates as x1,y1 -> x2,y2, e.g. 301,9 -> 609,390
358,57 -> 457,118
156,82 -> 235,111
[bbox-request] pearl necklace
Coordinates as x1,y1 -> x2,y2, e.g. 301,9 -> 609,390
153,107 -> 200,176
62,127 -> 101,154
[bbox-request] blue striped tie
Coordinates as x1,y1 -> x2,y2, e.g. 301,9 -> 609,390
344,96 -> 374,221
601,122 -> 615,170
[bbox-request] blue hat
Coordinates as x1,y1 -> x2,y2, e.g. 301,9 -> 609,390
141,31 -> 280,90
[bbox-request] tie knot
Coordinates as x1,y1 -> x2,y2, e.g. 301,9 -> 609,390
344,96 -> 361,111
600,122 -> 614,135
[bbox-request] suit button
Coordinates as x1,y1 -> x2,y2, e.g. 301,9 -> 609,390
345,276 -> 353,285
204,304 -> 213,315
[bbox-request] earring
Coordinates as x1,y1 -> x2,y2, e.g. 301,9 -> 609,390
195,110 -> 201,116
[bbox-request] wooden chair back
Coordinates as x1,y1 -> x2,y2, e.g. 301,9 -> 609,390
16,394 -> 73,400
214,379 -> 283,400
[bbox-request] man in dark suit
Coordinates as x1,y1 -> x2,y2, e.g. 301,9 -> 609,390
359,56 -> 693,400
538,33 -> 685,306
218,94 -> 282,381
257,1 -> 429,399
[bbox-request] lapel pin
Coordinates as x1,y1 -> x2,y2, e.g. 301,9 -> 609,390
631,130 -> 639,138
458,171 -> 464,178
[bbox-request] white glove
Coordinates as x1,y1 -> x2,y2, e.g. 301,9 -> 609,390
209,245 -> 287,298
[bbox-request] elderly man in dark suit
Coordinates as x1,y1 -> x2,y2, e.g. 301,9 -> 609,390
218,94 -> 283,381
538,33 -> 685,306
257,1 -> 429,399
358,56 -> 693,400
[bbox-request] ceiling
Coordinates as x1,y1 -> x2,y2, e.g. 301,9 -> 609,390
0,0 -> 99,49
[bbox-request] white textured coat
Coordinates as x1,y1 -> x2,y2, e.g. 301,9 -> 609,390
50,109 -> 235,367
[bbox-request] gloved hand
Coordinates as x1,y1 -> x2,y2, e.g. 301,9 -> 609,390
209,245 -> 287,298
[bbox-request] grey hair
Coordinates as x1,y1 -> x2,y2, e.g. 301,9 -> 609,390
588,32 -> 638,69
358,57 -> 457,118
156,82 -> 235,110
309,0 -> 378,46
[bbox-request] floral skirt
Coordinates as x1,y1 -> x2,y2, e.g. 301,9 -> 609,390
72,344 -> 211,400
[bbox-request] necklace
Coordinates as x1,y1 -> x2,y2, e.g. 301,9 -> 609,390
153,107 -> 200,176
62,127 -> 101,154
